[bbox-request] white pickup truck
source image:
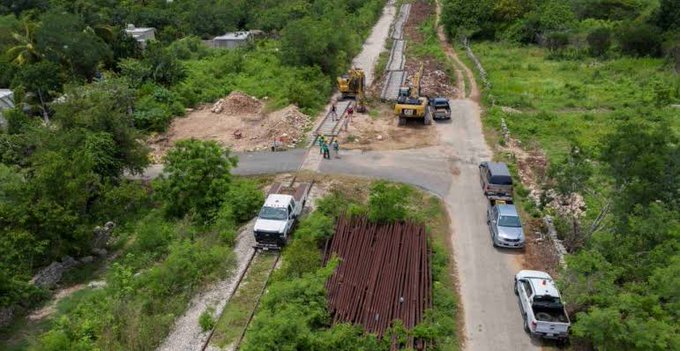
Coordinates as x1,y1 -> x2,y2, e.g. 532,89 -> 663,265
514,270 -> 570,342
253,182 -> 311,250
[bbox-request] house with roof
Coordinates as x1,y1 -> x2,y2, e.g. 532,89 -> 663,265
210,31 -> 254,49
125,24 -> 156,48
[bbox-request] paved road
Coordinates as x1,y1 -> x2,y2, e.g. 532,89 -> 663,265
138,149 -> 307,180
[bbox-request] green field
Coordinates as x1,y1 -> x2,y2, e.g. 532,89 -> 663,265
472,42 -> 680,160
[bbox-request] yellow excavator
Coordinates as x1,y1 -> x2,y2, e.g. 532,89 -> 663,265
393,63 -> 431,126
337,68 -> 367,112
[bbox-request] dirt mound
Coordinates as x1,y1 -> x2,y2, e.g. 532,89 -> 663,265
149,93 -> 311,161
211,91 -> 263,115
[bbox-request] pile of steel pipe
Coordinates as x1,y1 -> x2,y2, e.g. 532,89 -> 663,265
323,216 -> 432,349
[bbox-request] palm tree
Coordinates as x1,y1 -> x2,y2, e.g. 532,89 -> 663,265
6,20 -> 41,66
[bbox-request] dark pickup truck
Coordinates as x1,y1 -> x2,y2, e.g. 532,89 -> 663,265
479,161 -> 513,202
429,97 -> 451,120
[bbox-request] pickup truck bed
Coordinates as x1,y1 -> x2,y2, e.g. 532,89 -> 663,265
267,182 -> 312,203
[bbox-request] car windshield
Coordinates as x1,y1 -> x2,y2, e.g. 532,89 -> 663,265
499,215 -> 521,227
258,206 -> 288,220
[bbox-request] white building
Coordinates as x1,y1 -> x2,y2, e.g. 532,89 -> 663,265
125,24 -> 156,48
0,89 -> 14,129
211,31 -> 253,49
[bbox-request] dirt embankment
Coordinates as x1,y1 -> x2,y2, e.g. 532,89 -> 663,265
149,92 -> 311,161
403,1 -> 455,98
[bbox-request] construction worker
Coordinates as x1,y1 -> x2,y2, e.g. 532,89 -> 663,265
332,140 -> 340,158
322,141 -> 330,159
330,102 -> 337,121
318,135 -> 326,154
347,106 -> 354,122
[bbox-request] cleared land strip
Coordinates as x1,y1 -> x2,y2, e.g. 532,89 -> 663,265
380,3 -> 411,101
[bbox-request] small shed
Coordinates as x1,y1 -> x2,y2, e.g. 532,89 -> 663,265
211,31 -> 253,49
0,89 -> 14,129
125,24 -> 156,48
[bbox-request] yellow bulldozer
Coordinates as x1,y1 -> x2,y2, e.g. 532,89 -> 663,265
337,68 -> 367,112
393,63 -> 431,126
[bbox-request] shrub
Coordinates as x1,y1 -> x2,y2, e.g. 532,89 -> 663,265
132,212 -> 176,257
587,27 -> 612,56
214,203 -> 237,245
226,179 -> 264,223
368,181 -> 411,223
545,31 -> 570,53
617,23 -> 663,57
294,212 -> 334,242
199,308 -> 216,332
155,139 -> 238,221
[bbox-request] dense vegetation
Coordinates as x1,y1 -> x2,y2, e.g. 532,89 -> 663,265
0,0 -> 387,338
1,0 -> 386,133
3,139 -> 264,351
241,181 -> 459,350
442,0 -> 680,349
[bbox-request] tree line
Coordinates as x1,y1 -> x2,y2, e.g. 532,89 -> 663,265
442,0 -> 680,61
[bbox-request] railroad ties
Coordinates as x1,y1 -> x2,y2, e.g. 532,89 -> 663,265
323,216 -> 432,350
381,3 -> 411,101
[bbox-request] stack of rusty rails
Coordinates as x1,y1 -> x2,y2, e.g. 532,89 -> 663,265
323,216 -> 432,350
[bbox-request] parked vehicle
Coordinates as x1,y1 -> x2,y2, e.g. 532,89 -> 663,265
479,161 -> 513,202
514,270 -> 570,342
253,181 -> 312,250
487,203 -> 525,248
429,97 -> 451,120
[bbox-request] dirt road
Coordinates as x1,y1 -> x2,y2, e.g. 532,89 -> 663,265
352,0 -> 397,87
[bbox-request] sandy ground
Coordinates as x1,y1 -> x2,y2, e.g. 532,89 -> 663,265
336,104 -> 438,151
149,92 -> 311,161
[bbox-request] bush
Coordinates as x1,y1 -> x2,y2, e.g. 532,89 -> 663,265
225,179 -> 264,223
132,212 -> 176,257
545,31 -> 570,53
199,308 -> 216,332
617,23 -> 663,57
587,27 -> 612,56
155,140 -> 238,221
368,181 -> 411,223
295,212 -> 335,241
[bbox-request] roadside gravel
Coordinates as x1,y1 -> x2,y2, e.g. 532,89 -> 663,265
156,221 -> 256,351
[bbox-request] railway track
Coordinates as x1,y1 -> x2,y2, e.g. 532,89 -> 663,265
199,250 -> 281,351
200,176 -> 306,351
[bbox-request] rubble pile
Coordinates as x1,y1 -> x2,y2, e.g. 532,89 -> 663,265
265,105 -> 312,146
151,92 -> 312,155
211,92 -> 263,115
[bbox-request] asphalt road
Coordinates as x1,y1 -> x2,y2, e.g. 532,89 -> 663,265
316,101 -> 539,350
137,149 -> 307,180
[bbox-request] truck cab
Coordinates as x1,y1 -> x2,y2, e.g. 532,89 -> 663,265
253,195 -> 297,249
253,182 -> 311,250
514,270 -> 570,342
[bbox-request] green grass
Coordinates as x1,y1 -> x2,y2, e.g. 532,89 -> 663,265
472,42 -> 680,161
210,252 -> 278,348
173,41 -> 332,116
